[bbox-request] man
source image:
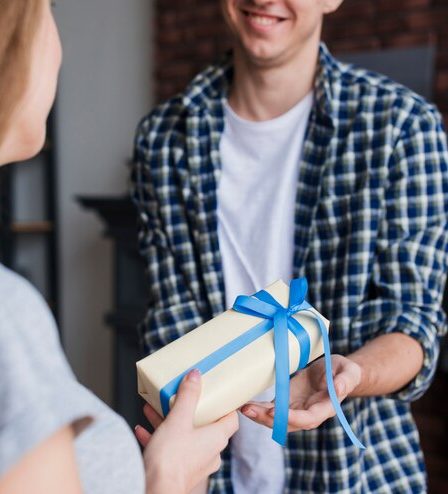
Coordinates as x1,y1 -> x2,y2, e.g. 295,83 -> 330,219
131,0 -> 448,492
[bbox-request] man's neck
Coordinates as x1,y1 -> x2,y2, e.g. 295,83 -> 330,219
228,42 -> 319,122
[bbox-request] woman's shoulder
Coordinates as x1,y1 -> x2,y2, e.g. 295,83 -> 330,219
0,264 -> 59,346
0,263 -> 74,402
0,263 -> 55,319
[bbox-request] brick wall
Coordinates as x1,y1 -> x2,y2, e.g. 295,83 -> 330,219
153,1 -> 448,492
324,0 -> 448,127
155,0 -> 229,102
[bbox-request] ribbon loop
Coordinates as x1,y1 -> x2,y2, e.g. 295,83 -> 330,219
233,294 -> 278,319
288,277 -> 308,309
254,289 -> 284,309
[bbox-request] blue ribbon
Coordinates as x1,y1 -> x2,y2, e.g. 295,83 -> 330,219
159,277 -> 365,449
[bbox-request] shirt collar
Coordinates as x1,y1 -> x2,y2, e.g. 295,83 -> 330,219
182,42 -> 341,126
182,53 -> 233,112
314,42 -> 340,127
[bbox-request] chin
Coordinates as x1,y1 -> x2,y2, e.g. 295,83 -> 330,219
239,40 -> 288,67
0,125 -> 46,166
17,125 -> 47,162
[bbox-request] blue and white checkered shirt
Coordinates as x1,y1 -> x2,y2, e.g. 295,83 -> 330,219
131,44 -> 448,493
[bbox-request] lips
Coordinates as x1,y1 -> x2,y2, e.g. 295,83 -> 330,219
241,8 -> 288,27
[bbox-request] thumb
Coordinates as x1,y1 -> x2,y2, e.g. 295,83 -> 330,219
169,369 -> 202,424
333,374 -> 347,399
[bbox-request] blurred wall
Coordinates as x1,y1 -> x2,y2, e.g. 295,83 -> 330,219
54,0 -> 154,403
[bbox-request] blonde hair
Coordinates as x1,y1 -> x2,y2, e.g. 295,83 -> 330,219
0,0 -> 46,144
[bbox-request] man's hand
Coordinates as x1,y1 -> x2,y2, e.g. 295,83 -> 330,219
240,355 -> 361,432
135,369 -> 239,494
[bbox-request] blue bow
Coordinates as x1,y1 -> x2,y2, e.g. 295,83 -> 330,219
160,278 -> 365,448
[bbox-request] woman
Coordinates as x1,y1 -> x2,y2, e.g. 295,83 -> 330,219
0,1 -> 238,493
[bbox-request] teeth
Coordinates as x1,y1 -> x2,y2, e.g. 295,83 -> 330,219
249,14 -> 277,26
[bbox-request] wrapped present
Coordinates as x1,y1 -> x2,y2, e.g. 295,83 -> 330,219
137,277 -> 364,448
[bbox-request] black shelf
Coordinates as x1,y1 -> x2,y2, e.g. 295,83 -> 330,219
78,195 -> 147,427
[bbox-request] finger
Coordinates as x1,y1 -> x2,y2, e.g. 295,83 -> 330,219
242,403 -> 321,432
285,397 -> 336,430
331,363 -> 361,400
242,401 -> 332,433
215,411 -> 239,438
241,401 -> 274,416
169,369 -> 202,423
241,404 -> 275,429
285,409 -> 323,431
262,406 -> 322,431
200,411 -> 239,457
330,356 -> 361,386
143,403 -> 163,430
134,425 -> 152,447
241,400 -> 274,408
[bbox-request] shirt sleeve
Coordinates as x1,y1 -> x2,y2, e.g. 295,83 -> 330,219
0,270 -> 100,478
350,105 -> 448,402
130,116 -> 204,355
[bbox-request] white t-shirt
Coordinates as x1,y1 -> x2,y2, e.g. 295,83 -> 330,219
218,92 -> 313,494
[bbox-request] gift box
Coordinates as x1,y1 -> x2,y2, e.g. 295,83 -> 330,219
137,277 -> 364,448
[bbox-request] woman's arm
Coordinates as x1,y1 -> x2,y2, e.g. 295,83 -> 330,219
0,425 -> 82,494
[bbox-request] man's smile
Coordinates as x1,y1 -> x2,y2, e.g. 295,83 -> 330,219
240,8 -> 289,30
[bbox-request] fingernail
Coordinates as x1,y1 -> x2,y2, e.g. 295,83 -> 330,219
242,407 -> 257,418
134,425 -> 141,432
187,369 -> 201,382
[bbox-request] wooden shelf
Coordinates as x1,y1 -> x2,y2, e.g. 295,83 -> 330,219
9,221 -> 53,234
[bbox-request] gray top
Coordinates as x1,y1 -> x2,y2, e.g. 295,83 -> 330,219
0,264 -> 145,493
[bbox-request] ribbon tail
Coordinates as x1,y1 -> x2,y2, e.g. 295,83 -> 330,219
287,317 -> 310,371
317,318 -> 366,450
272,311 -> 290,446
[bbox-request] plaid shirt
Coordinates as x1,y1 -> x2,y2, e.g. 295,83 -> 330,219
131,44 -> 448,493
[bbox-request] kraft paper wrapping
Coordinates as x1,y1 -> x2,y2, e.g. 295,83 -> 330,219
136,279 -> 329,427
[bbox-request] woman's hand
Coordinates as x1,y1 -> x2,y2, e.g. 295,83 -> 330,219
135,369 -> 239,494
240,355 -> 361,432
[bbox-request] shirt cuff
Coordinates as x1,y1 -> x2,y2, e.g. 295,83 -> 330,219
377,313 -> 440,402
